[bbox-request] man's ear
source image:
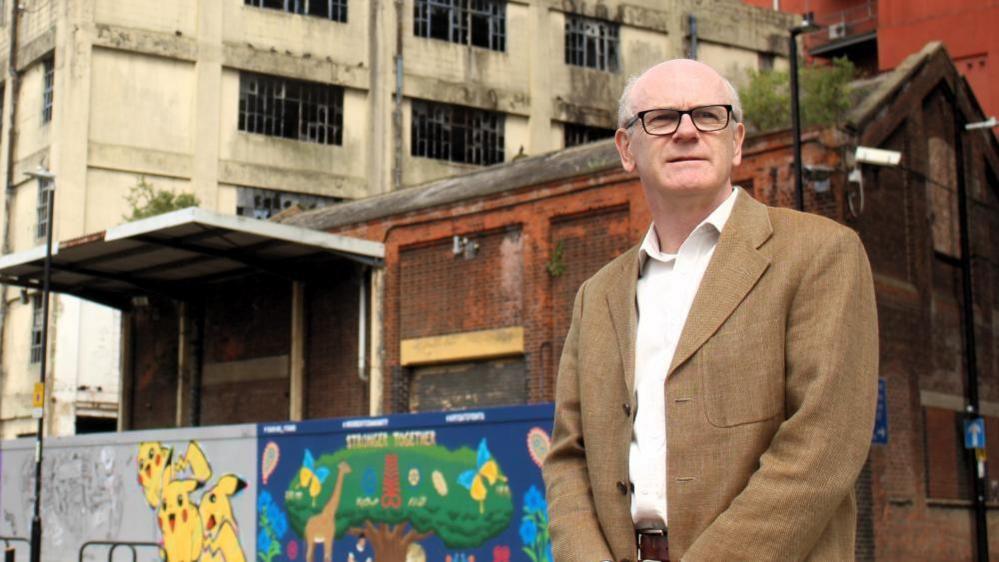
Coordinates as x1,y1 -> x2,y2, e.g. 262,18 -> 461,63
615,128 -> 636,172
731,122 -> 746,167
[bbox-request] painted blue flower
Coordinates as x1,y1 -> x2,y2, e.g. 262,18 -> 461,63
257,527 -> 272,553
258,489 -> 273,511
524,485 -> 547,515
269,503 -> 288,539
545,543 -> 553,562
520,517 -> 538,545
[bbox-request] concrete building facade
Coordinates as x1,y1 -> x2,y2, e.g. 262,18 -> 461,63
0,0 -> 796,438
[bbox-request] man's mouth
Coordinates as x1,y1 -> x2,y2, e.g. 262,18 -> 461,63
668,156 -> 705,163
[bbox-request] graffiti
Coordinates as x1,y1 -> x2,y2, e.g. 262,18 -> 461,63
10,447 -> 124,549
138,441 -> 248,562
257,490 -> 289,562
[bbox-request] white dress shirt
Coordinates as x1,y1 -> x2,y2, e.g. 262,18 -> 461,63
630,187 -> 739,529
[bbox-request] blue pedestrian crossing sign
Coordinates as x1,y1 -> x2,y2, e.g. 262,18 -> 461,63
872,378 -> 888,445
965,417 -> 986,449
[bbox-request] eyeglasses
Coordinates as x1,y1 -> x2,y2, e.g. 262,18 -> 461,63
624,105 -> 733,136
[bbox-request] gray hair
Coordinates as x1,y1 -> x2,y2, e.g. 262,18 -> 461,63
617,68 -> 744,129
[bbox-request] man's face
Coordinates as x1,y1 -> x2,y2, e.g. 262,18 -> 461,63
615,61 -> 745,203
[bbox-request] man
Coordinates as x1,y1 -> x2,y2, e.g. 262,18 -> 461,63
542,59 -> 878,562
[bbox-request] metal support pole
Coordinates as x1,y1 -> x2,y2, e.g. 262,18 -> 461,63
30,182 -> 54,562
955,113 -> 988,562
789,28 -> 804,211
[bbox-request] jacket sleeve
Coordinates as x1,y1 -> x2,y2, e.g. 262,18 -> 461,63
683,228 -> 879,561
543,282 -> 616,562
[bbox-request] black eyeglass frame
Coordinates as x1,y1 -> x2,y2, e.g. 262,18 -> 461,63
624,104 -> 734,136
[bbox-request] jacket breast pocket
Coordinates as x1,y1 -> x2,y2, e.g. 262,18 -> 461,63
698,326 -> 784,427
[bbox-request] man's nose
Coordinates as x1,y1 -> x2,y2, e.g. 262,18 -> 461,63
672,113 -> 699,139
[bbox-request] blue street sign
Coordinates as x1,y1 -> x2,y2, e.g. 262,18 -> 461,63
965,417 -> 986,449
872,378 -> 888,445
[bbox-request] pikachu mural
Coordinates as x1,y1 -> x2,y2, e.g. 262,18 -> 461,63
136,440 -> 249,561
0,405 -> 553,562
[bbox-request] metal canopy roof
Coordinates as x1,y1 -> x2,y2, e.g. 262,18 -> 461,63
0,207 -> 385,310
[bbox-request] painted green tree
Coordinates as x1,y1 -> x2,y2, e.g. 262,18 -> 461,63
284,438 -> 513,562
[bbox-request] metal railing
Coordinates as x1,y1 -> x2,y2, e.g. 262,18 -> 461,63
0,536 -> 30,561
77,541 -> 163,562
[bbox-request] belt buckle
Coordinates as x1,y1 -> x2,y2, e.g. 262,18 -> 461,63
637,528 -> 668,562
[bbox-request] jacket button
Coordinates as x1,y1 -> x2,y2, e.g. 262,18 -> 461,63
617,480 -> 628,495
623,403 -> 632,417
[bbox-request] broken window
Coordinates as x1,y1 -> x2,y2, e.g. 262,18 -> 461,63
235,187 -> 341,220
238,72 -> 344,145
411,99 -> 504,165
36,177 -> 51,239
564,123 -> 615,148
414,0 -> 506,51
30,294 -> 43,364
565,14 -> 619,72
244,0 -> 347,22
41,57 -> 54,123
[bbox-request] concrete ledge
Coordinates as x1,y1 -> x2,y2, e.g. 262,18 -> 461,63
400,327 -> 525,366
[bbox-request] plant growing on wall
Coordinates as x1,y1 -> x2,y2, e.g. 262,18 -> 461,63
124,176 -> 200,221
283,438 -> 514,562
739,57 -> 856,133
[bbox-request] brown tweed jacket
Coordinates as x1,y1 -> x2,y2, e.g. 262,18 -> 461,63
543,190 -> 879,562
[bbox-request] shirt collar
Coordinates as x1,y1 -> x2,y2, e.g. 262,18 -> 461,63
638,186 -> 740,269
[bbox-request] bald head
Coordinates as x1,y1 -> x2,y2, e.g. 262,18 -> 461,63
617,59 -> 743,128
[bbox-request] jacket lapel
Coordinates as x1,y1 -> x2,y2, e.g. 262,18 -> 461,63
606,246 -> 640,400
667,189 -> 774,377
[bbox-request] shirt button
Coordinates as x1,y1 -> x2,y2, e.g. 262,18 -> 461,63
616,481 -> 629,495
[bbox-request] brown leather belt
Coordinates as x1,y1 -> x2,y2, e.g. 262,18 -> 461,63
637,529 -> 669,561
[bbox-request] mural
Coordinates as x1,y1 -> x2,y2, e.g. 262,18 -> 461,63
136,440 -> 249,561
257,405 -> 552,562
0,405 -> 552,562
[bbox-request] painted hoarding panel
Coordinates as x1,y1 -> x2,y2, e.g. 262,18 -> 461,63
256,404 -> 554,562
0,424 -> 257,562
0,404 -> 554,562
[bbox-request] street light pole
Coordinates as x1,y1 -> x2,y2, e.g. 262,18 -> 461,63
24,166 -> 55,562
789,12 -> 819,211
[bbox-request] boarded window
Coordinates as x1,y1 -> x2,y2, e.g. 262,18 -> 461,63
238,72 -> 344,145
563,122 -> 615,148
565,14 -> 619,72
409,357 -> 526,412
413,0 -> 506,51
411,99 -> 505,165
244,0 -> 347,22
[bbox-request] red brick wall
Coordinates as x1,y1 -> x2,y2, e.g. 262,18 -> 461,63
128,299 -> 179,430
305,271 -> 368,419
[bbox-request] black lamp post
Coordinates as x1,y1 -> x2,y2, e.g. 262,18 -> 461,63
789,12 -> 820,211
24,165 -> 55,562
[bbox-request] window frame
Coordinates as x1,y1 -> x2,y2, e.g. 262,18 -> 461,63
238,72 -> 344,146
41,57 -> 54,123
564,14 -> 619,72
413,0 -> 506,52
36,177 -> 51,240
30,293 -> 43,364
411,99 -> 505,166
243,0 -> 348,23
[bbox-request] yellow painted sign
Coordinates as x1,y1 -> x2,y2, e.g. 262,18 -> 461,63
32,382 -> 44,408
